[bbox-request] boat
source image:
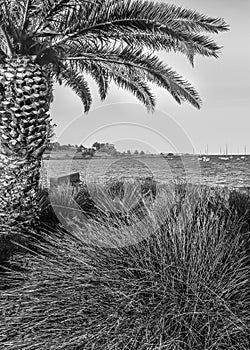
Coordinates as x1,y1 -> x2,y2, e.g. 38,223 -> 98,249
199,156 -> 210,162
219,144 -> 230,160
198,145 -> 210,162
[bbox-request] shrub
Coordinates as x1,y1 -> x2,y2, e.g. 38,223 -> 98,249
47,178 -> 158,231
0,184 -> 249,349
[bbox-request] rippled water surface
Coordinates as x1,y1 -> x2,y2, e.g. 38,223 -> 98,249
42,155 -> 250,189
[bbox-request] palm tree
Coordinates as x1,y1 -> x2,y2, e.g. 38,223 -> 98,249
0,0 -> 228,250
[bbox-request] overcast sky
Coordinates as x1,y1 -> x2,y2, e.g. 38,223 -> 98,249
50,0 -> 250,154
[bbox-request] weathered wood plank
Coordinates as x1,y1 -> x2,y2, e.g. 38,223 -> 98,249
49,172 -> 80,189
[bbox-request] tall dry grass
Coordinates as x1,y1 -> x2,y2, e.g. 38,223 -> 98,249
0,182 -> 249,349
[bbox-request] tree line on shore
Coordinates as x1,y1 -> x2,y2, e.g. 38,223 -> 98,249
46,141 -> 145,156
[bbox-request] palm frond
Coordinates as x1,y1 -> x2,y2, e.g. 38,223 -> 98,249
68,55 -> 155,110
88,63 -> 110,101
49,0 -> 228,44
0,0 -> 228,110
160,4 -> 230,34
45,0 -> 99,19
20,0 -> 31,31
65,44 -> 201,108
117,0 -> 230,34
38,0 -> 228,66
0,24 -> 13,56
52,65 -> 92,112
110,67 -> 156,112
20,0 -> 41,33
68,56 -> 110,101
114,32 -> 199,64
1,1 -> 22,27
33,0 -> 101,34
96,30 -> 222,63
0,1 -> 32,45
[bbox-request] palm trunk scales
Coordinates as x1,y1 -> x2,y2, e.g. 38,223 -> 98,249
0,56 -> 53,256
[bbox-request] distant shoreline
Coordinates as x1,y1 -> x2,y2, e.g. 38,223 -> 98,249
43,153 -> 250,161
43,155 -> 163,160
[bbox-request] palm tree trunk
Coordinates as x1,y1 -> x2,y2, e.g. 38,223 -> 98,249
0,56 -> 53,261
0,154 -> 42,228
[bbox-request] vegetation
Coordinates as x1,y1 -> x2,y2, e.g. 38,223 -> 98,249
46,142 -> 77,152
0,0 -> 229,243
45,141 -> 151,157
0,2 -> 242,349
0,181 -> 249,349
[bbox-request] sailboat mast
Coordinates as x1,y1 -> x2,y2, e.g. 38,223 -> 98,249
205,144 -> 208,155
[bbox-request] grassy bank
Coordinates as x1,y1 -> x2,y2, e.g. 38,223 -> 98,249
0,181 -> 249,349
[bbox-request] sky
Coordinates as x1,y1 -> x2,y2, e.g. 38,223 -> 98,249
50,0 -> 250,155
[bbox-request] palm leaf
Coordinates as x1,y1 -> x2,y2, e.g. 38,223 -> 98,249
20,0 -> 31,31
31,1 -> 228,69
0,0 -> 228,111
66,53 -> 110,101
33,0 -> 102,34
65,44 -> 201,108
68,52 -> 155,111
52,65 -> 92,112
49,0 -> 228,44
20,0 -> 43,33
0,24 -> 13,56
0,1 -> 31,44
87,63 -> 110,101
33,0 -> 228,66
93,30 -> 222,63
111,68 -> 156,112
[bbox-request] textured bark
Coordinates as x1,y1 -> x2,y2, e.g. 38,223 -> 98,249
0,154 -> 42,228
0,56 -> 53,261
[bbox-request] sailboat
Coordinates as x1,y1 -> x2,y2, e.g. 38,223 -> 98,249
199,144 -> 210,162
219,144 -> 230,161
240,145 -> 247,160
